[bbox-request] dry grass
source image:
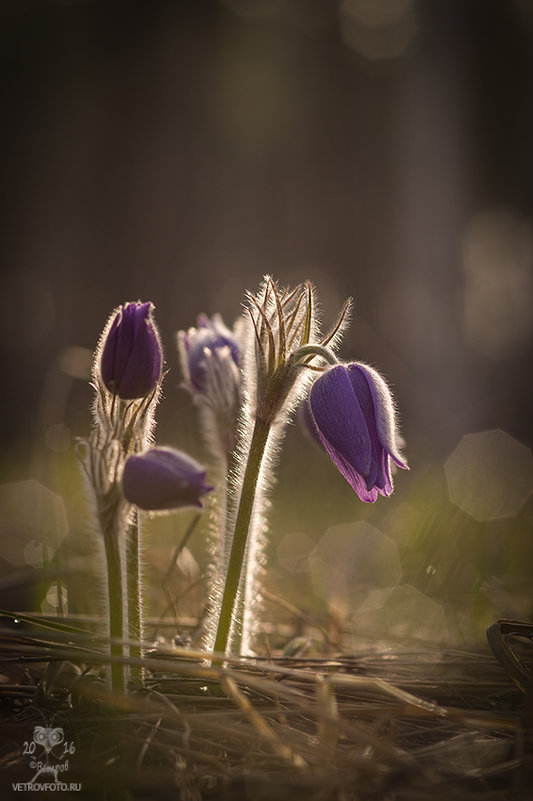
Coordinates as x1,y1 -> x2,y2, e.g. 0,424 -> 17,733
0,614 -> 531,800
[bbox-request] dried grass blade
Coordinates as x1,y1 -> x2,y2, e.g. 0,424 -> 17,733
0,609 -> 91,636
221,674 -> 307,768
316,675 -> 339,752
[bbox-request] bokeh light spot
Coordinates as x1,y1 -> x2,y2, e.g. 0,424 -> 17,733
24,540 -> 46,569
41,582 -> 68,615
310,521 -> 401,609
58,346 -> 92,380
45,423 -> 71,452
339,0 -> 418,61
277,532 -> 315,573
462,209 -> 533,359
444,429 -> 533,521
176,547 -> 200,579
0,480 -> 68,567
354,584 -> 448,644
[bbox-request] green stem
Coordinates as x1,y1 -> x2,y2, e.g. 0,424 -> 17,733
104,527 -> 126,694
213,418 -> 271,656
127,511 -> 144,685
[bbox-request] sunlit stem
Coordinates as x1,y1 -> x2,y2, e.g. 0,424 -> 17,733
103,525 -> 126,694
127,511 -> 144,685
213,417 -> 271,656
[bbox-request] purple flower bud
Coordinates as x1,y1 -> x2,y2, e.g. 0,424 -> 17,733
100,302 -> 163,400
122,447 -> 214,511
198,313 -> 240,361
179,314 -> 240,393
308,363 -> 408,503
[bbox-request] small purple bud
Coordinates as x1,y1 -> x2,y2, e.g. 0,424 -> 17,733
179,314 -> 240,393
122,446 -> 213,511
308,363 -> 408,503
100,302 -> 163,400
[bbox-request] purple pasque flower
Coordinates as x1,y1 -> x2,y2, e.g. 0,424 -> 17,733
178,313 -> 240,393
100,301 -> 163,400
308,363 -> 408,503
122,446 -> 213,511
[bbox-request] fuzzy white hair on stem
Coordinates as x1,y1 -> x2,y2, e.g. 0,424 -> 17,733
207,276 -> 351,657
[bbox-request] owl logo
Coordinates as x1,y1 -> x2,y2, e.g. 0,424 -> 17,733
32,726 -> 64,755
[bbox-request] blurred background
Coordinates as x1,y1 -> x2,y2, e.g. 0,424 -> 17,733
1,0 -> 532,650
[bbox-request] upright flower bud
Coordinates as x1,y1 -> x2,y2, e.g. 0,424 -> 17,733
178,313 -> 240,394
122,446 -> 213,511
100,302 -> 163,400
177,313 -> 242,460
308,362 -> 408,502
244,277 -> 350,426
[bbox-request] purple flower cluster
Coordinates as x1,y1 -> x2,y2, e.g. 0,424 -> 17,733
94,295 -> 407,514
307,362 -> 408,503
85,279 -> 409,672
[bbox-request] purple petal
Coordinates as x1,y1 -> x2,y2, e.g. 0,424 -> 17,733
349,363 -> 407,469
345,365 -> 390,491
330,448 -> 380,502
186,329 -> 220,391
122,447 -> 213,511
308,362 -> 407,503
101,302 -> 162,399
309,364 -> 372,482
179,314 -> 240,393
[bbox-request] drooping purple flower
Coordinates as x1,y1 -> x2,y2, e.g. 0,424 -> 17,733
100,302 -> 163,400
178,313 -> 240,393
122,447 -> 213,511
308,363 -> 408,503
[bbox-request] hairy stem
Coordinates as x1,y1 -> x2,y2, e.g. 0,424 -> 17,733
127,511 -> 144,685
213,417 -> 271,656
201,438 -> 244,654
103,524 -> 126,694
